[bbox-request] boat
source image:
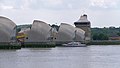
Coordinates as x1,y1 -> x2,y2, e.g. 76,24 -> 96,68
62,42 -> 86,47
62,29 -> 86,47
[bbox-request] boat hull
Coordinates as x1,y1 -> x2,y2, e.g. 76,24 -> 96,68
62,42 -> 87,47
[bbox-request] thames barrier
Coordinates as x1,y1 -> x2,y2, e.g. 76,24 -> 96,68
0,14 -> 91,49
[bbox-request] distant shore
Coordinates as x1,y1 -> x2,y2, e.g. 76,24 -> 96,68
87,40 -> 120,45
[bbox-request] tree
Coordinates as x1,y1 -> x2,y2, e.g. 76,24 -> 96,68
16,28 -> 21,32
117,33 -> 120,36
92,33 -> 99,40
92,33 -> 109,40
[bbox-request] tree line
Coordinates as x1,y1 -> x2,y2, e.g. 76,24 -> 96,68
91,27 -> 120,40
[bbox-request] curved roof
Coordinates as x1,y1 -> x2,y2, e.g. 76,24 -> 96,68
76,14 -> 90,22
56,23 -> 85,42
0,16 -> 16,42
75,28 -> 85,41
0,29 -> 10,42
0,16 -> 16,30
25,20 -> 51,42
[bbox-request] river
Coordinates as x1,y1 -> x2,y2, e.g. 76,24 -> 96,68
0,45 -> 120,68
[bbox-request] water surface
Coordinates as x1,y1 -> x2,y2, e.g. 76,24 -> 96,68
0,45 -> 120,68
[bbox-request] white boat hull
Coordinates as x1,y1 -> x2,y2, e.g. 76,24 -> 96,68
62,42 -> 87,47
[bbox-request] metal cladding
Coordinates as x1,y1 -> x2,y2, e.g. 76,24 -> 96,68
24,20 -> 52,42
75,28 -> 85,41
0,16 -> 86,43
56,23 -> 85,42
0,16 -> 16,42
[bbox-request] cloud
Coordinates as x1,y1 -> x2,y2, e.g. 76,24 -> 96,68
41,0 -> 63,6
0,0 -> 20,9
90,0 -> 119,9
0,0 -> 120,28
0,5 -> 13,10
0,0 -> 120,10
0,0 -> 90,10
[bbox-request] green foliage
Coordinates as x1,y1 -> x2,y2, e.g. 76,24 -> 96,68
16,24 -> 32,32
16,28 -> 21,32
91,27 -> 120,40
92,33 -> 109,40
117,32 -> 120,36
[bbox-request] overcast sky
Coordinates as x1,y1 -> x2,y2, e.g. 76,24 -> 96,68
0,0 -> 120,27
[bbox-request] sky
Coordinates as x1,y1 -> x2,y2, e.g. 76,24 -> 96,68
0,0 -> 120,27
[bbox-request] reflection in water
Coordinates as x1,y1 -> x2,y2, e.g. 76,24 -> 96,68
0,46 -> 120,68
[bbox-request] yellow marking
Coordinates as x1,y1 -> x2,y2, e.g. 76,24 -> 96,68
16,34 -> 27,39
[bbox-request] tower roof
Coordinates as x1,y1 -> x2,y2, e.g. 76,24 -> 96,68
76,14 -> 90,22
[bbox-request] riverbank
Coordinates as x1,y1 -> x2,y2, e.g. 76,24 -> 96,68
87,40 -> 120,45
0,42 -> 56,49
22,42 -> 56,48
0,43 -> 21,49
1,40 -> 120,49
